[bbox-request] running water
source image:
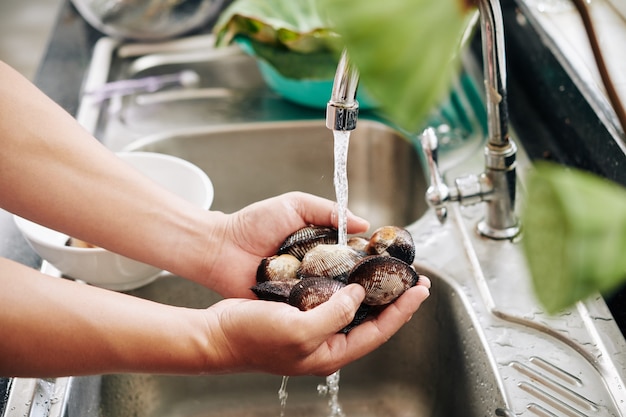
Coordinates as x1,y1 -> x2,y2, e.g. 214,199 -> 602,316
317,369 -> 346,417
276,130 -> 351,417
278,376 -> 289,417
316,129 -> 352,417
333,130 -> 351,246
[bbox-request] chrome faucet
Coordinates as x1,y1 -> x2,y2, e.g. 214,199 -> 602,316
326,49 -> 360,132
325,0 -> 520,240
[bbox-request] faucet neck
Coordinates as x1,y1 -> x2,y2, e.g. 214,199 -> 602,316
326,49 -> 360,131
477,0 -> 510,148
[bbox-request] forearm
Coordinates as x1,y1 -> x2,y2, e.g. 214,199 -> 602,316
0,258 -> 211,377
0,61 -> 224,284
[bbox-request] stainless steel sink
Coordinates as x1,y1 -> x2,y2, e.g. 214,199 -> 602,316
80,271 -> 505,417
5,33 -> 626,417
125,120 -> 427,229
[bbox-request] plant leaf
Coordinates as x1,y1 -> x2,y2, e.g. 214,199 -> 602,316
523,162 -> 626,313
318,0 -> 477,132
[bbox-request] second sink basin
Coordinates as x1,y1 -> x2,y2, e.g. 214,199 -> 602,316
126,119 -> 428,231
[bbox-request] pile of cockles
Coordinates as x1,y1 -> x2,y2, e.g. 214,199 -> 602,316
251,225 -> 427,332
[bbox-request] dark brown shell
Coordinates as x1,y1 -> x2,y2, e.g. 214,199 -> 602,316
348,255 -> 419,306
366,226 -> 415,264
251,280 -> 301,303
288,277 -> 346,311
278,225 -> 338,260
256,254 -> 301,283
297,244 -> 364,283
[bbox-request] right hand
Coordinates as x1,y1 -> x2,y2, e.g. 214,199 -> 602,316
197,278 -> 430,376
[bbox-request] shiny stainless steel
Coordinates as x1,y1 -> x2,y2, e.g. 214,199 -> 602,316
325,49 -> 360,131
420,127 -> 451,222
409,193 -> 626,417
3,377 -> 71,417
126,120 -> 427,229
70,0 -> 225,41
421,128 -> 495,222
5,25 -> 626,417
471,0 -> 519,238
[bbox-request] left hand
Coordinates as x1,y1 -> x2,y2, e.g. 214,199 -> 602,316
198,192 -> 370,298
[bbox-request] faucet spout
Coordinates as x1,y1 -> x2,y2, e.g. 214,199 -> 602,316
326,49 -> 360,131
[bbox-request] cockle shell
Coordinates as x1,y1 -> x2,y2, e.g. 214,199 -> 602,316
256,254 -> 301,282
347,236 -> 370,254
251,279 -> 300,303
366,225 -> 415,264
288,277 -> 372,333
297,244 -> 364,282
289,277 -> 346,311
348,255 -> 420,306
252,224 -> 425,332
278,225 -> 338,260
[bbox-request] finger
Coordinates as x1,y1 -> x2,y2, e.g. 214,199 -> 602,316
302,284 -> 366,341
288,192 -> 370,233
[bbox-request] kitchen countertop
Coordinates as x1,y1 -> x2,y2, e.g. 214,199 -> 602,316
2,0 -> 626,412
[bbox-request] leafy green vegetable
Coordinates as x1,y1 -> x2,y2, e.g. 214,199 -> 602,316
213,0 -> 340,53
235,37 -> 339,79
318,0 -> 477,132
522,162 -> 626,313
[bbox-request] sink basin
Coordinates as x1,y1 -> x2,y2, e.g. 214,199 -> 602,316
67,270 -> 506,417
126,119 -> 427,229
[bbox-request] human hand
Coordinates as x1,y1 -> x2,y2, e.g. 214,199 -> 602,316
200,278 -> 430,376
201,192 -> 370,298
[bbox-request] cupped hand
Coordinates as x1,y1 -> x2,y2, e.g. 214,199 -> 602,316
203,192 -> 370,298
200,277 -> 431,376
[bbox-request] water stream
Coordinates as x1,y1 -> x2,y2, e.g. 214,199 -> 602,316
333,130 -> 351,246
315,130 -> 352,417
317,369 -> 346,417
278,376 -> 289,417
277,129 -> 350,417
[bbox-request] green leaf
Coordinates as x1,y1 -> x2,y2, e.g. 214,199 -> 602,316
318,0 -> 477,132
522,162 -> 626,313
237,37 -> 339,79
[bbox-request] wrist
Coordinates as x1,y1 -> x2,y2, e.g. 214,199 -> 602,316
169,209 -> 230,287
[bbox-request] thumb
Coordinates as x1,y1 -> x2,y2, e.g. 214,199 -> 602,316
305,284 -> 366,336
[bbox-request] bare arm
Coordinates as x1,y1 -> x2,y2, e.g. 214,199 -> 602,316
0,61 -> 431,378
0,60 -> 222,287
0,256 -> 430,377
0,61 -> 372,296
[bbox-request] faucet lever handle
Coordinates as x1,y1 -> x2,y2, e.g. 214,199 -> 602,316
420,128 -> 451,223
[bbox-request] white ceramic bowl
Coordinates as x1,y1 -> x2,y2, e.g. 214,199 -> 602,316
14,152 -> 214,291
